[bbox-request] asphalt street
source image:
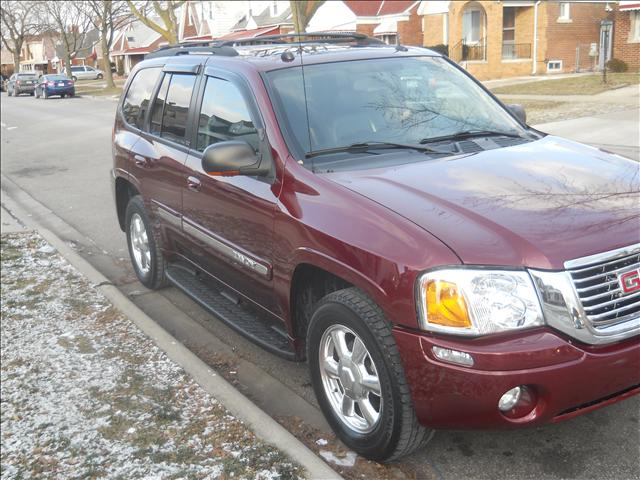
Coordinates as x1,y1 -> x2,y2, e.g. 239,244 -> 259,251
1,93 -> 639,480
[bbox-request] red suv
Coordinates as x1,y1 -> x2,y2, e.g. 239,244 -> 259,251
112,34 -> 639,461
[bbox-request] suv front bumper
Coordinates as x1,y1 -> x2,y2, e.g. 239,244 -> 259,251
394,327 -> 639,429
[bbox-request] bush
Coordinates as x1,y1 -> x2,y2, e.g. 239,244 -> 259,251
425,44 -> 449,57
606,58 -> 628,72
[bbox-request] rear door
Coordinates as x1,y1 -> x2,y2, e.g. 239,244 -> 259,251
180,68 -> 280,314
129,64 -> 200,245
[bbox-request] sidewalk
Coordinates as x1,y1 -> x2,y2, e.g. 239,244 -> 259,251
497,84 -> 640,105
0,203 -> 341,479
482,72 -> 593,89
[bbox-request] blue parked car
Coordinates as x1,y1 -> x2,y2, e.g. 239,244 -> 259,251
35,74 -> 75,99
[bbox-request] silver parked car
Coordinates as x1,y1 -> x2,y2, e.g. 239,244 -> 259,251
70,65 -> 104,81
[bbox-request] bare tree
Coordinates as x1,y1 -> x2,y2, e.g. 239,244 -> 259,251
126,1 -> 185,45
290,1 -> 324,34
46,1 -> 93,78
84,1 -> 131,87
0,1 -> 43,74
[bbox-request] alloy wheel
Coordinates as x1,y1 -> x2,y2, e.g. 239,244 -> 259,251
129,213 -> 151,275
319,324 -> 383,433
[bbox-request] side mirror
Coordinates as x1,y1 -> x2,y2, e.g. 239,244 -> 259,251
201,141 -> 267,177
507,104 -> 527,124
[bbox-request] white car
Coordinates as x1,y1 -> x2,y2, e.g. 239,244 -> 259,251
70,65 -> 104,81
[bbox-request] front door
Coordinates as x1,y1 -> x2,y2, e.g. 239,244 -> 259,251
181,69 -> 280,316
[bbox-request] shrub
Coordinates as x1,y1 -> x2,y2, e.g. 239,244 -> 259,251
606,58 -> 628,73
425,44 -> 449,57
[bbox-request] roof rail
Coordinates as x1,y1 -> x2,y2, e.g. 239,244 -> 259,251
145,42 -> 238,59
220,32 -> 385,47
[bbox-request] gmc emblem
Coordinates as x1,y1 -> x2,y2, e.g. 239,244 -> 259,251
619,269 -> 640,295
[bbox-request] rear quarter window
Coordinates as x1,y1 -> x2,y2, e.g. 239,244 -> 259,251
122,67 -> 161,130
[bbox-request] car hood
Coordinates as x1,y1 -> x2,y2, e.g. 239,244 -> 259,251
324,136 -> 639,269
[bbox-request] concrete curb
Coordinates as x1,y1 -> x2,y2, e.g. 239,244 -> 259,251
1,190 -> 342,480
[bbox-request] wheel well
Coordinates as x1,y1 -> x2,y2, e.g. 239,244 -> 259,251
115,177 -> 139,231
290,264 -> 352,345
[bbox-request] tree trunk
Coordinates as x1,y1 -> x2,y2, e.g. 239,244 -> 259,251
65,52 -> 72,78
12,39 -> 22,74
100,32 -> 115,88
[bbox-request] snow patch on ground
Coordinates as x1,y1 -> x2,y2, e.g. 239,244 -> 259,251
1,233 -> 303,479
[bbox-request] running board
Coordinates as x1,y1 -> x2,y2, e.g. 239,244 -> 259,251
165,264 -> 296,360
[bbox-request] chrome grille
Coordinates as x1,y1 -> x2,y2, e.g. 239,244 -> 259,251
567,248 -> 640,328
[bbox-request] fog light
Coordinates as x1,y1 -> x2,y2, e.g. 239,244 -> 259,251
498,386 -> 522,411
432,346 -> 474,366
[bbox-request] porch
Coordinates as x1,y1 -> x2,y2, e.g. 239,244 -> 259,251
447,1 -> 536,79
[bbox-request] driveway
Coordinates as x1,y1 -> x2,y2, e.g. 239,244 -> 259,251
534,108 -> 640,161
1,94 -> 639,480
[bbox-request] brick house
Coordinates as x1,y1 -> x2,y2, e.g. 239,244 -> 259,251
308,1 -> 423,45
178,1 -> 248,41
421,1 -> 615,80
111,23 -> 166,75
218,2 -> 294,41
613,1 -> 640,70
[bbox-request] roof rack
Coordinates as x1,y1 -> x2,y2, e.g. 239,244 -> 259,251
220,32 -> 385,47
145,32 -> 386,59
145,42 -> 237,59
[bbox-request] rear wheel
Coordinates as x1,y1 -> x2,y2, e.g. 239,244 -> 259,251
125,195 -> 168,289
307,288 -> 434,462
61,94 -> 65,98
71,76 -> 77,82
97,73 -> 103,79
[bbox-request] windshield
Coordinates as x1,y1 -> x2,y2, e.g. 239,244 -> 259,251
18,74 -> 38,80
45,75 -> 69,81
266,56 -> 526,158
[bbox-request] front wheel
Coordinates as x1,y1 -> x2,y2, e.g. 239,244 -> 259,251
71,76 -> 77,82
307,288 -> 433,462
125,195 -> 168,289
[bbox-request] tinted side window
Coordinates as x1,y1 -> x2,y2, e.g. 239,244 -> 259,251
159,73 -> 196,145
122,67 -> 160,130
196,76 -> 258,152
71,66 -> 82,72
150,73 -> 170,135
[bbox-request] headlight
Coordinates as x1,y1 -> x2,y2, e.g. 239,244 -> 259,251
417,268 -> 544,335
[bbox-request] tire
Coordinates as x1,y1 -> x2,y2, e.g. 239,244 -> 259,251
35,89 -> 40,98
307,288 -> 433,462
125,195 -> 168,289
29,91 -> 34,96
97,73 -> 103,79
61,94 -> 65,98
71,76 -> 77,82
43,89 -> 48,99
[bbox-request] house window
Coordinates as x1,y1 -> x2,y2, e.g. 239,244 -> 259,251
502,7 -> 515,58
547,60 -> 563,72
632,11 -> 640,42
558,3 -> 571,21
378,34 -> 397,45
463,6 -> 484,44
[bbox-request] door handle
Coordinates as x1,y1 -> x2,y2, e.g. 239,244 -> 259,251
187,176 -> 202,192
133,154 -> 148,167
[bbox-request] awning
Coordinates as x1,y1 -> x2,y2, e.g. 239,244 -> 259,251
619,1 -> 640,11
216,26 -> 280,41
373,18 -> 397,35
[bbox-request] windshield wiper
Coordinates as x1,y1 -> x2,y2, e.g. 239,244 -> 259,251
419,130 -> 526,144
305,141 -> 452,159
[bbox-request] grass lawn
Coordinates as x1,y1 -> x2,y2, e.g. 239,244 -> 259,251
74,86 -> 122,97
491,72 -> 640,95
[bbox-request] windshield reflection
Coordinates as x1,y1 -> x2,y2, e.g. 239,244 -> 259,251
267,56 -> 525,158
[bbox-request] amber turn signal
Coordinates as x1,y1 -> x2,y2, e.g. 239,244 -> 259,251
425,280 -> 472,328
